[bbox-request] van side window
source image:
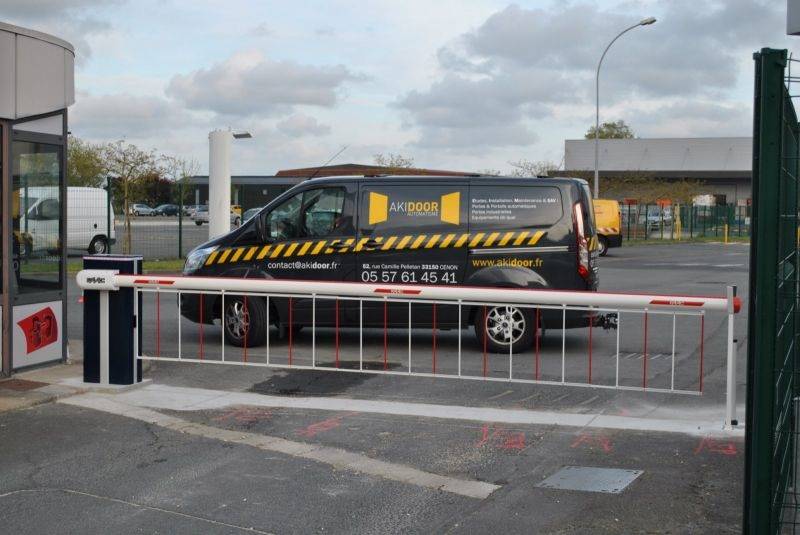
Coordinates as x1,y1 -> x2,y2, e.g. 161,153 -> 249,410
266,193 -> 302,240
359,185 -> 467,235
302,188 -> 346,237
265,187 -> 348,241
469,186 -> 562,230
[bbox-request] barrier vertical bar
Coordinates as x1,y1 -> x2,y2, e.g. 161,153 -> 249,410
726,285 -> 737,427
199,293 -> 204,360
335,298 -> 340,368
288,297 -> 293,366
671,313 -> 677,391
508,307 -> 513,381
221,292 -> 225,363
156,289 -> 161,357
535,308 -> 540,381
383,299 -> 388,371
482,305 -> 488,378
432,303 -> 437,375
243,295 -> 248,363
408,302 -> 412,374
359,300 -> 363,371
561,305 -> 566,383
700,313 -> 705,393
311,295 -> 315,368
99,290 -> 109,385
643,310 -> 648,389
457,301 -> 462,377
588,309 -> 593,384
266,296 -> 270,366
615,310 -> 620,388
177,293 -> 182,360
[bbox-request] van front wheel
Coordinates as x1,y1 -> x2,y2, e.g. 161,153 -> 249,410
88,236 -> 108,254
223,296 -> 267,347
474,305 -> 535,353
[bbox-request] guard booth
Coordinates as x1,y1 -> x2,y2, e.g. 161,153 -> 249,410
0,23 -> 74,376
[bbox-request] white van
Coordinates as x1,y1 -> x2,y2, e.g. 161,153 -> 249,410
20,187 -> 115,254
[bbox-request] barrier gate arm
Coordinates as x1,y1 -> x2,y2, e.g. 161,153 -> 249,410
76,270 -> 741,427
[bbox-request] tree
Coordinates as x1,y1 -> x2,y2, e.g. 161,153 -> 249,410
104,140 -> 159,253
507,159 -> 558,177
373,153 -> 414,169
585,120 -> 635,140
160,155 -> 200,205
67,136 -> 107,187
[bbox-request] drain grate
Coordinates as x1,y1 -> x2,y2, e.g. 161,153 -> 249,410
536,466 -> 643,494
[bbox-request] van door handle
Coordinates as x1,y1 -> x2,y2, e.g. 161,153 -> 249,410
328,240 -> 350,251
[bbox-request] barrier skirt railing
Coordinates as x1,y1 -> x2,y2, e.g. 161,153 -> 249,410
77,270 -> 741,427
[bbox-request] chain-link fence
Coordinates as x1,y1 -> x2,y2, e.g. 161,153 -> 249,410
744,48 -> 800,535
620,203 -> 751,241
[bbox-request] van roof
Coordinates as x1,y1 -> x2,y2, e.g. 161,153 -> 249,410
303,174 -> 589,187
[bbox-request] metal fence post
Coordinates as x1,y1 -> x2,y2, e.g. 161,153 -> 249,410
178,181 -> 183,259
725,285 -> 737,428
106,180 -> 112,253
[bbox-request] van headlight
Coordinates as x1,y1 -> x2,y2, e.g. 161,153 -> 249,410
183,245 -> 218,274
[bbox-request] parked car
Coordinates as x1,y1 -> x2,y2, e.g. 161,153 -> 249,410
20,186 -> 116,254
184,204 -> 205,217
181,175 -> 599,352
192,206 -> 241,226
243,207 -> 263,222
592,199 -> 621,256
154,203 -> 180,216
129,203 -> 155,216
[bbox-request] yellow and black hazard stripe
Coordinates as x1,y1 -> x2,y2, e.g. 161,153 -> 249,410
206,230 -> 546,265
597,227 -> 620,235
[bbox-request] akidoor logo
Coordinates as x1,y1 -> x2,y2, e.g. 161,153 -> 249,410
368,191 -> 460,225
17,306 -> 58,354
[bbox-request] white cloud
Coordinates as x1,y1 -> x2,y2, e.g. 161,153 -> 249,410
166,50 -> 363,117
70,92 -> 195,139
276,113 -> 331,137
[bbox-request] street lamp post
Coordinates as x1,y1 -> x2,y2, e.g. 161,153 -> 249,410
594,16 -> 656,199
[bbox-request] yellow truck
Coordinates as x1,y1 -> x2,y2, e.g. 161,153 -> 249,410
592,199 -> 622,256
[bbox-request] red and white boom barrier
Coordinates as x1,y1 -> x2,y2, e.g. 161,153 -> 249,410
77,269 -> 741,429
77,270 -> 740,314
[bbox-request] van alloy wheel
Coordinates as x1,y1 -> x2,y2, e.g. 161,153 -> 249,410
225,299 -> 250,340
486,306 -> 525,345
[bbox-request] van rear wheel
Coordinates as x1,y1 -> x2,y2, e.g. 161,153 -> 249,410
598,236 -> 609,256
223,296 -> 267,347
474,305 -> 535,353
89,236 -> 108,255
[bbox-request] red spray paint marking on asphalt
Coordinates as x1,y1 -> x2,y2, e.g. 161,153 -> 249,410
432,304 -> 437,374
475,424 -> 526,451
570,433 -> 613,453
699,314 -> 705,393
694,436 -> 738,456
335,299 -> 340,368
482,305 -> 488,378
295,412 -> 358,438
383,301 -> 388,370
288,297 -> 293,366
642,311 -> 649,389
534,308 -> 540,380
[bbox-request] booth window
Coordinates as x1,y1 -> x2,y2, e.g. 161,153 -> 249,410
12,140 -> 62,294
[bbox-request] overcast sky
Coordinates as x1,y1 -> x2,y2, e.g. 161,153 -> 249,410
4,0 -> 797,174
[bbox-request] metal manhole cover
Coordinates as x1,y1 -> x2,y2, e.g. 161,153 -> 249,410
536,466 -> 643,494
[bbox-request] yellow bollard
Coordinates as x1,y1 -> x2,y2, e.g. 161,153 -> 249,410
724,224 -> 729,244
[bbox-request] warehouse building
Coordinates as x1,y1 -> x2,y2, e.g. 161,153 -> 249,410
563,137 -> 752,205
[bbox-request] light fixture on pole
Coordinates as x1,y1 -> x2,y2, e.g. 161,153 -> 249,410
593,16 -> 656,199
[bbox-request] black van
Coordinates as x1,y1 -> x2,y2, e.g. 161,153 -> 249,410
181,176 -> 599,352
